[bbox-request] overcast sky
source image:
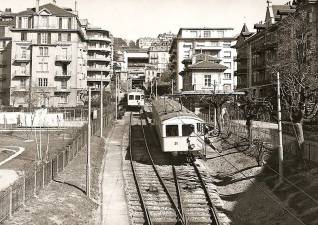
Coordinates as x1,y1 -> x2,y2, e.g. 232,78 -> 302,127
1,0 -> 288,40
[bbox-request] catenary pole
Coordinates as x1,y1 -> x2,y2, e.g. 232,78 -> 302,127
87,87 -> 91,198
115,71 -> 118,120
100,78 -> 103,137
277,72 -> 284,183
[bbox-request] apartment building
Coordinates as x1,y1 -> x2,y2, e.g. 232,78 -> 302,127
0,9 -> 15,105
148,45 -> 170,73
234,1 -> 318,98
136,37 -> 157,49
169,28 -> 237,92
9,2 -> 87,107
86,25 -> 112,93
127,48 -> 149,89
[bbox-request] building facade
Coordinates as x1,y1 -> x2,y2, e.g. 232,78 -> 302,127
169,28 -> 237,92
9,2 -> 87,107
86,25 -> 112,93
234,0 -> 318,98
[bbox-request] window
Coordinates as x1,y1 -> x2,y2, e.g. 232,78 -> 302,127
21,32 -> 27,41
68,18 -> 72,29
223,51 -> 231,58
38,78 -> 48,87
204,30 -> 211,38
39,16 -> 49,28
39,47 -> 49,56
190,31 -> 198,38
38,62 -> 48,72
61,80 -> 67,89
40,33 -> 48,44
21,63 -> 27,74
21,48 -> 27,58
166,125 -> 179,137
224,62 -> 231,69
60,95 -> 68,103
20,79 -> 26,89
223,84 -> 231,92
62,18 -> 68,29
129,95 -> 134,100
135,95 -> 140,100
59,18 -> 62,29
21,17 -> 28,28
67,33 -> 71,42
58,33 -> 62,41
224,73 -> 231,80
204,75 -> 212,87
217,30 -> 224,38
182,124 -> 195,136
223,42 -> 231,48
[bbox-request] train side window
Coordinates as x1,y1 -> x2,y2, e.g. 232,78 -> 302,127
166,125 -> 179,137
129,95 -> 134,100
135,95 -> 141,100
182,124 -> 194,136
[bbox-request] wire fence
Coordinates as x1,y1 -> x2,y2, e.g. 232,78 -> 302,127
0,110 -> 115,223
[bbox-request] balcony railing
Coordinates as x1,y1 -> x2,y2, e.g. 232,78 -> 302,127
87,56 -> 111,61
55,72 -> 72,79
56,55 -> 72,63
33,25 -> 57,29
13,70 -> 30,78
13,54 -> 30,62
54,87 -> 71,93
87,75 -> 111,82
87,35 -> 111,42
88,45 -> 111,52
11,85 -> 29,91
87,66 -> 111,72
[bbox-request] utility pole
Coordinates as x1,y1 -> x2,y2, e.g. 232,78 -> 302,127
277,72 -> 284,184
87,87 -> 91,198
155,78 -> 158,99
171,79 -> 174,95
213,80 -> 217,128
115,70 -> 118,120
100,78 -> 103,137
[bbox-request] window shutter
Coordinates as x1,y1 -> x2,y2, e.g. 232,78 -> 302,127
48,33 -> 51,44
37,33 -> 41,44
58,33 -> 61,41
67,33 -> 71,42
28,17 -> 32,28
68,18 -> 72,29
59,18 -> 62,29
18,17 -> 22,28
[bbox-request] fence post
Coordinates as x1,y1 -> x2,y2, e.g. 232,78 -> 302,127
34,170 -> 37,196
9,186 -> 12,218
23,173 -> 26,206
42,164 -> 45,188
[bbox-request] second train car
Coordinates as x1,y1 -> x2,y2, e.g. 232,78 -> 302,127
152,98 -> 205,156
127,89 -> 145,109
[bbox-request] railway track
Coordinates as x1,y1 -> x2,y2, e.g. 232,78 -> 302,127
125,111 -> 222,225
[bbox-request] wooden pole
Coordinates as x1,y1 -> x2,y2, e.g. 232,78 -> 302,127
87,87 -> 91,198
277,72 -> 284,184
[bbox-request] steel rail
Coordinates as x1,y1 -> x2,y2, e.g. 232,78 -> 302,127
129,112 -> 153,225
192,159 -> 221,225
139,112 -> 187,225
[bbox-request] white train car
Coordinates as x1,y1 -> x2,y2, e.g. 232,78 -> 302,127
127,89 -> 145,109
152,98 -> 205,155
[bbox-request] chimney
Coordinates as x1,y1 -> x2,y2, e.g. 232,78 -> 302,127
75,1 -> 78,12
36,0 -> 40,12
52,0 -> 57,4
5,8 -> 11,13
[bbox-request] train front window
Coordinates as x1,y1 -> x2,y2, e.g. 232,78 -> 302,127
135,95 -> 141,100
166,125 -> 179,137
129,95 -> 134,100
182,124 -> 195,136
141,95 -> 144,99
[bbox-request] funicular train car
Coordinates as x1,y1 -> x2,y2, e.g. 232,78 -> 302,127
127,89 -> 145,109
152,98 -> 205,155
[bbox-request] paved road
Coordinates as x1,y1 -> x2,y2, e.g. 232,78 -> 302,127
100,119 -> 130,225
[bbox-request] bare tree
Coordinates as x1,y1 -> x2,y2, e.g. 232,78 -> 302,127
270,8 -> 318,161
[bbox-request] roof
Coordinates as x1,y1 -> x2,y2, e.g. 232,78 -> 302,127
16,3 -> 76,17
152,98 -> 203,122
272,5 -> 293,19
188,60 -> 228,71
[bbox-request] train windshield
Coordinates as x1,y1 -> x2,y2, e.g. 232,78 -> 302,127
141,95 -> 144,99
135,95 -> 141,100
166,125 -> 179,137
182,124 -> 195,136
129,95 -> 134,100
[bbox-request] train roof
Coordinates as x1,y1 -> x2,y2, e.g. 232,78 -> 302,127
152,98 -> 204,122
128,89 -> 144,94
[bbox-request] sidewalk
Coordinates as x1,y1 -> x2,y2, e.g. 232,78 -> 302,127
100,119 -> 129,225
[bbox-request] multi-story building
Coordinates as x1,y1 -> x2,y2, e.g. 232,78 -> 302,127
86,25 -> 112,93
127,48 -> 149,89
234,1 -> 304,97
0,8 -> 15,105
9,2 -> 87,107
136,37 -> 157,49
169,28 -> 237,92
148,45 -> 170,74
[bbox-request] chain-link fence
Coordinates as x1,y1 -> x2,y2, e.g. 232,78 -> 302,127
0,110 -> 114,223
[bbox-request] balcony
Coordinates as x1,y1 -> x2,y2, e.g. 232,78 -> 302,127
87,56 -> 111,62
56,55 -> 72,63
13,70 -> 30,78
11,86 -> 29,92
54,87 -> 71,93
87,35 -> 111,42
88,45 -> 111,52
87,66 -> 111,72
13,54 -> 30,63
87,75 -> 111,82
55,72 -> 72,79
194,44 -> 222,51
